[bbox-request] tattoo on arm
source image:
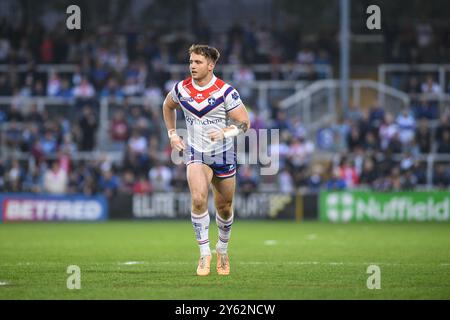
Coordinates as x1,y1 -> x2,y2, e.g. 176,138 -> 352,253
233,120 -> 249,134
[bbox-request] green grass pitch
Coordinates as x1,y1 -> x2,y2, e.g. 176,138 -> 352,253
0,220 -> 449,299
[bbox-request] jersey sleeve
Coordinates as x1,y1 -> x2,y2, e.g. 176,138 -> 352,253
224,87 -> 243,112
170,82 -> 180,104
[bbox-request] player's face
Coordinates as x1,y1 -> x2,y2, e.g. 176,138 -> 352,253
189,53 -> 214,81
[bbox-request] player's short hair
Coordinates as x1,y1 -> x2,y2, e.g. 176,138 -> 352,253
188,44 -> 220,64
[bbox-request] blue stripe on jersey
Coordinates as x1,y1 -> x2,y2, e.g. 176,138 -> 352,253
174,81 -> 180,97
179,96 -> 225,118
223,86 -> 234,98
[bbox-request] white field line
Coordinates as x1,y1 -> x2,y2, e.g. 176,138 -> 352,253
119,261 -> 145,265
1,261 -> 449,267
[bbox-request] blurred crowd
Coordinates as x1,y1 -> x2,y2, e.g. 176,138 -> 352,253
0,18 -> 450,196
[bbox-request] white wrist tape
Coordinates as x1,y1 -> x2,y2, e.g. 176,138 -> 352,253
223,125 -> 240,138
168,129 -> 177,138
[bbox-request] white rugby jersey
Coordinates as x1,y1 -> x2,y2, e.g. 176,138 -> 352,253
170,75 -> 243,153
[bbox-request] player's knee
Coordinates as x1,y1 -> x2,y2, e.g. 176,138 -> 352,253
191,193 -> 208,212
216,202 -> 233,220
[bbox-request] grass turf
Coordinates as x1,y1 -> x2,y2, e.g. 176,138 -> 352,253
0,220 -> 449,299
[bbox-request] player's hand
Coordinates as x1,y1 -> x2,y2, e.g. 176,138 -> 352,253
208,129 -> 225,142
169,134 -> 186,151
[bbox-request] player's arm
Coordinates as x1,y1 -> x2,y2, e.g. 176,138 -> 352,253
209,104 -> 250,141
162,92 -> 185,151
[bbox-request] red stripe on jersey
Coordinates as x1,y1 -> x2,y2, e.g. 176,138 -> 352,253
183,77 -> 226,103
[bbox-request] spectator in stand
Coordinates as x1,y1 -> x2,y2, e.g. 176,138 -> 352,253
127,128 -> 148,166
33,80 -> 45,96
387,131 -> 403,154
338,157 -> 359,188
5,159 -> 23,192
286,135 -> 314,173
40,34 -> 54,63
90,59 -> 109,90
345,101 -> 363,124
5,121 -> 22,152
414,97 -> 438,120
0,159 -> 4,191
123,77 -> 143,97
272,110 -> 294,134
357,108 -> 374,139
437,130 -> 450,154
78,106 -> 98,151
148,160 -> 172,192
46,71 -> 61,96
406,76 -> 422,109
290,113 -> 307,138
73,76 -> 96,100
372,173 -> 392,192
59,133 -> 77,155
26,104 -> 43,123
421,74 -> 441,117
39,130 -> 58,156
171,163 -> 188,192
396,108 -> 416,146
379,112 -> 398,151
435,113 -> 450,146
238,164 -> 260,193
400,150 -> 416,172
101,77 -> 124,103
277,167 -> 294,193
7,104 -> 24,122
133,174 -> 153,194
368,100 -> 385,128
110,110 -> 129,148
307,164 -> 323,192
390,166 -> 402,191
421,74 -> 441,96
0,73 -> 12,96
22,165 -> 43,193
363,131 -> 380,155
326,167 -> 346,190
143,81 -> 164,109
98,169 -> 120,198
43,160 -> 68,194
232,64 -> 255,102
415,118 -> 431,153
401,169 -> 418,191
359,157 -> 378,187
20,75 -> 34,97
433,164 -> 450,189
57,77 -> 74,100
119,169 -> 135,194
347,125 -> 363,152
296,47 -> 315,65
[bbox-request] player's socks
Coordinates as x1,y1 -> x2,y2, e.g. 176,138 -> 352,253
215,211 -> 233,254
191,210 -> 211,257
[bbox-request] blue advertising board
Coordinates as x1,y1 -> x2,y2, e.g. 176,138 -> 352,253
0,194 -> 108,222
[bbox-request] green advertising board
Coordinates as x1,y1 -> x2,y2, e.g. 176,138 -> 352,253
320,191 -> 450,222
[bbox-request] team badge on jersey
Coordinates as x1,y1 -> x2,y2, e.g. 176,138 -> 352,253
208,97 -> 216,106
231,92 -> 240,100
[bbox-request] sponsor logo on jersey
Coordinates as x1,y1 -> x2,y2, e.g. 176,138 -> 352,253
180,96 -> 194,102
185,115 -> 223,126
